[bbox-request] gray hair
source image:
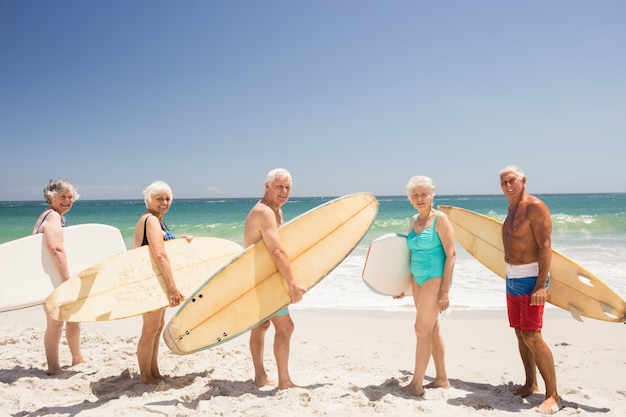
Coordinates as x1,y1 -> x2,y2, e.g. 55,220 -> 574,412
265,168 -> 292,185
499,165 -> 525,179
143,180 -> 173,208
405,176 -> 435,197
43,179 -> 80,204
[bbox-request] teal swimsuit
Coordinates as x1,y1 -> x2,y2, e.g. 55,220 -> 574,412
407,214 -> 446,286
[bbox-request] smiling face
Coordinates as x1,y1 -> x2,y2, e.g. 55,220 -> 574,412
264,173 -> 292,209
49,189 -> 75,215
408,186 -> 433,211
147,192 -> 172,217
500,170 -> 526,201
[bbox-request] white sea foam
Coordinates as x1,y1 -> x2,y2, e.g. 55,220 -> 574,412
294,241 -> 626,313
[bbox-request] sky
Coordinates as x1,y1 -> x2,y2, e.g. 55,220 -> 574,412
1,0 -> 625,201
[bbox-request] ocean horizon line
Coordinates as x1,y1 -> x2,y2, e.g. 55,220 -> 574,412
2,191 -> 625,204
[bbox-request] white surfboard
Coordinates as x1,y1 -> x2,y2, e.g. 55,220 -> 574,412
163,192 -> 379,355
362,233 -> 413,296
438,205 -> 626,323
45,237 -> 244,322
0,224 -> 126,312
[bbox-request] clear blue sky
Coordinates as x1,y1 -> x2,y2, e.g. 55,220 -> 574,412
1,0 -> 625,200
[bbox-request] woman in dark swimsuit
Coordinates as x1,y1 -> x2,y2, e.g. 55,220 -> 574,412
33,179 -> 84,376
132,180 -> 192,385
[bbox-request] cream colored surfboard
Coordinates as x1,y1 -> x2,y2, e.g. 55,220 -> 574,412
0,224 -> 126,312
45,237 -> 244,322
438,205 -> 626,323
362,233 -> 413,297
163,192 -> 379,355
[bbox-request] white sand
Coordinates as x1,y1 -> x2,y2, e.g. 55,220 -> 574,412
1,305 -> 625,416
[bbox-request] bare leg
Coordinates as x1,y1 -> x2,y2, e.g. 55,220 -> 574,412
137,309 -> 165,385
250,320 -> 272,387
401,278 -> 441,397
513,328 -> 540,397
271,314 -> 297,389
151,309 -> 166,380
522,331 -> 562,414
43,306 -> 64,375
65,321 -> 85,366
425,319 -> 450,389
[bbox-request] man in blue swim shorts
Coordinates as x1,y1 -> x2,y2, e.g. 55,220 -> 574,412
500,165 -> 561,414
243,168 -> 307,390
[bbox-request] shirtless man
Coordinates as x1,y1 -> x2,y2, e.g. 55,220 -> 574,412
243,168 -> 307,389
500,165 -> 562,414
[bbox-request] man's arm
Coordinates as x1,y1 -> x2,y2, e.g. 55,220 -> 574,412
257,210 -> 305,304
529,199 -> 552,305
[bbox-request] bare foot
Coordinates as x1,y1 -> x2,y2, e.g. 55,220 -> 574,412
400,383 -> 425,397
254,374 -> 276,388
140,377 -> 162,385
537,397 -> 563,414
71,357 -> 87,367
514,383 -> 540,397
277,380 -> 300,390
425,378 -> 450,389
140,373 -> 164,385
46,367 -> 63,376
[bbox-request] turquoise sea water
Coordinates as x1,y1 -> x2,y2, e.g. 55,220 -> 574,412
1,193 -> 625,312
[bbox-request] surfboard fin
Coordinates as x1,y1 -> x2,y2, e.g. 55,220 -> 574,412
568,305 -> 584,322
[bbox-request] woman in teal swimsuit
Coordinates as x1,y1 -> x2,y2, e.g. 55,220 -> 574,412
399,176 -> 456,398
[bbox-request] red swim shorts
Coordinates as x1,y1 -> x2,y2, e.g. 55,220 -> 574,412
506,293 -> 544,332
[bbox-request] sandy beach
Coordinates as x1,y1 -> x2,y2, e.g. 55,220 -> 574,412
1,305 -> 624,417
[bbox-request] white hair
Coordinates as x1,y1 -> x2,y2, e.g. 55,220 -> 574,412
499,165 -> 525,179
43,179 -> 80,204
143,180 -> 173,208
405,176 -> 435,197
265,168 -> 292,185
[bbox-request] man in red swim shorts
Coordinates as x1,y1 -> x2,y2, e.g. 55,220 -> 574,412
500,165 -> 562,415
506,262 -> 548,332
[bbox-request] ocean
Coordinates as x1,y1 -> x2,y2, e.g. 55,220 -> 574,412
1,193 -> 625,313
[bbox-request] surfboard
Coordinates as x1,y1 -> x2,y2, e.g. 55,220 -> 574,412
438,205 -> 626,323
163,192 -> 379,355
362,233 -> 413,297
0,224 -> 126,313
45,237 -> 244,322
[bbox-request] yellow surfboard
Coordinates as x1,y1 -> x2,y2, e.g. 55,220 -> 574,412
163,192 -> 379,355
45,237 -> 243,321
438,205 -> 626,323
